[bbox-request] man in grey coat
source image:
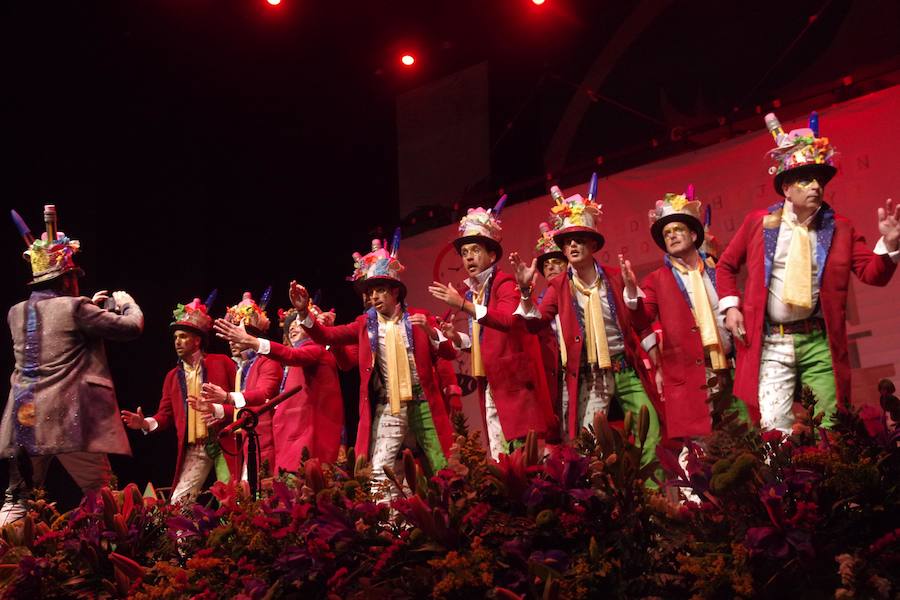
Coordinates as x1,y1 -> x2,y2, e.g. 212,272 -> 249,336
0,206 -> 143,525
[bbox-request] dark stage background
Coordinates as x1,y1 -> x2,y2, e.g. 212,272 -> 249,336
2,0 -> 899,509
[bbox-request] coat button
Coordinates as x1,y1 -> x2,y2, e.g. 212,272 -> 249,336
366,367 -> 372,372
695,359 -> 703,366
574,336 -> 581,343
691,326 -> 699,333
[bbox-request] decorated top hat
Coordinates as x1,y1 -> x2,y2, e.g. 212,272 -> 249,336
549,178 -> 604,250
764,111 -> 837,195
534,222 -> 565,274
649,184 -> 705,251
224,289 -> 272,337
11,205 -> 84,285
349,228 -> 406,298
453,194 -> 506,258
170,291 -> 216,339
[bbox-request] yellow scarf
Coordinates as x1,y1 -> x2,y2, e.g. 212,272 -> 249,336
570,272 -> 611,369
379,312 -> 413,416
670,258 -> 728,370
184,360 -> 207,443
470,284 -> 487,377
781,215 -> 813,309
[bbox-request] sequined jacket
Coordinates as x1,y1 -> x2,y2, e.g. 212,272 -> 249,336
1,293 -> 144,457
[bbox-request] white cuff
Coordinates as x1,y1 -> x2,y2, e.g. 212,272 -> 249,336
455,332 -> 472,350
230,391 -> 246,408
622,286 -> 645,310
718,295 -> 740,313
212,404 -> 225,420
257,338 -> 271,355
473,303 -> 488,322
640,332 -> 658,352
874,237 -> 900,263
514,300 -> 541,319
143,417 -> 158,434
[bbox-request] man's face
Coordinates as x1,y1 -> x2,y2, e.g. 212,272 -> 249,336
364,284 -> 400,316
662,222 -> 698,257
460,242 -> 496,277
541,257 -> 567,280
173,330 -> 201,359
782,174 -> 824,214
560,235 -> 598,265
288,318 -> 306,345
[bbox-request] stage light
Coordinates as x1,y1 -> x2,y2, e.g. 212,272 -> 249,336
532,0 -> 546,5
266,0 -> 281,5
401,54 -> 415,66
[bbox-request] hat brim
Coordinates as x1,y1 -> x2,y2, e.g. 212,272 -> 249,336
27,266 -> 84,286
552,227 -> 605,252
773,163 -> 837,195
352,276 -> 407,300
536,251 -> 567,276
452,235 -> 502,259
650,214 -> 705,251
169,322 -> 209,340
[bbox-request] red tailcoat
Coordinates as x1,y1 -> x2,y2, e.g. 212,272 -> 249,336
229,355 -> 282,473
536,290 -> 562,422
435,358 -> 462,413
150,354 -> 238,488
300,308 -> 456,460
522,265 -> 655,439
717,202 -> 897,418
633,264 -> 721,439
265,340 -> 343,469
466,269 -> 557,441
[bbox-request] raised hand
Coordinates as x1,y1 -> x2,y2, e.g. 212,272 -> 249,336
214,319 -> 258,351
724,307 -> 746,346
509,252 -> 537,289
201,382 -> 228,403
440,319 -> 462,346
618,253 -> 638,299
408,313 -> 438,340
289,281 -> 310,315
120,407 -> 147,431
91,290 -> 110,307
877,198 -> 900,251
428,281 -> 464,311
316,310 -> 336,327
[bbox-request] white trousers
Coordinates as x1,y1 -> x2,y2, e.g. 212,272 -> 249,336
758,333 -> 800,434
170,443 -> 216,505
483,383 -> 510,461
560,366 -> 614,439
369,403 -> 417,501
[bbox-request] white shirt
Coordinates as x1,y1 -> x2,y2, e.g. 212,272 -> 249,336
453,267 -> 493,350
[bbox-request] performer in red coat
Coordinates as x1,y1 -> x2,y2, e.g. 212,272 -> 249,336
623,187 -> 747,441
215,301 -> 344,470
718,112 -> 900,432
201,292 -> 282,477
429,197 -> 556,460
534,221 -> 569,426
121,295 -> 238,504
509,181 -> 660,468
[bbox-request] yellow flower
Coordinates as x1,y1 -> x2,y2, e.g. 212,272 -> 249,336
668,194 -> 688,211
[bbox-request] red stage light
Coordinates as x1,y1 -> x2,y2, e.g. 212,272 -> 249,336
266,0 -> 281,5
400,54 -> 415,66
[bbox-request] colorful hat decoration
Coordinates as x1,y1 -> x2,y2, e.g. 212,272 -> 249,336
550,173 -> 604,250
649,184 -> 705,251
349,227 -> 407,297
11,205 -> 83,285
225,289 -> 272,336
453,194 -> 506,257
534,222 -> 565,274
764,111 -> 837,194
170,290 -> 217,338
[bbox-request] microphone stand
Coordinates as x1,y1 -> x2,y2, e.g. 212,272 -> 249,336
220,384 -> 302,498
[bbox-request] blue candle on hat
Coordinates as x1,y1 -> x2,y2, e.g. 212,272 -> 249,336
809,111 -> 819,137
587,172 -> 598,202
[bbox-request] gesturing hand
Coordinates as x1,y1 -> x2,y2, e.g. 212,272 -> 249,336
877,198 -> 900,251
440,320 -> 462,346
408,313 -> 438,340
724,307 -> 746,346
121,407 -> 147,431
289,281 -> 310,316
509,252 -> 537,290
428,281 -> 464,311
213,319 -> 258,351
201,382 -> 228,403
618,254 -> 638,299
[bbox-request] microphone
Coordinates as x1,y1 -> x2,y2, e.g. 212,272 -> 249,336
218,384 -> 302,437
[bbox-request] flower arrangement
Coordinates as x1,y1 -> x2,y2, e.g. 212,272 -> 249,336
1,390 -> 897,599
